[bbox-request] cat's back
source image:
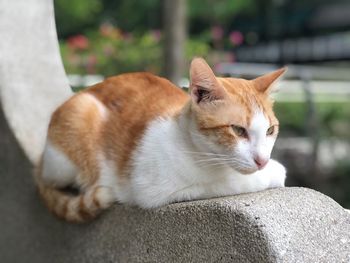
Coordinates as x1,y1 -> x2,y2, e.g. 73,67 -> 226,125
87,72 -> 189,115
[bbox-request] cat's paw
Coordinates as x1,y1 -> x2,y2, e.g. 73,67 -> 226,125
266,159 -> 286,188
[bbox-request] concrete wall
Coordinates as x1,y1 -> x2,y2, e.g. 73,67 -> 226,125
0,0 -> 72,164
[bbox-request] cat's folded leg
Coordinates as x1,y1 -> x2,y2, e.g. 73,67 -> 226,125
41,140 -> 78,188
253,159 -> 286,189
264,159 -> 286,188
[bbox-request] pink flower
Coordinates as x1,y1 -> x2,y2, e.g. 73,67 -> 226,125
103,44 -> 114,56
67,35 -> 89,50
67,54 -> 81,66
100,23 -> 113,37
150,30 -> 162,42
122,32 -> 133,41
229,31 -> 244,46
99,23 -> 121,39
226,52 -> 236,62
85,54 -> 97,74
211,26 -> 224,41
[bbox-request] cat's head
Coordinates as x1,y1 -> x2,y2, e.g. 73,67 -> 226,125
188,58 -> 286,174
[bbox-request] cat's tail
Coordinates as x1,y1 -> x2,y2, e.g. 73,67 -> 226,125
34,167 -> 114,223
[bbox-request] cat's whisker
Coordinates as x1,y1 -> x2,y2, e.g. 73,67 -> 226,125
153,149 -> 253,170
192,154 -> 252,165
195,158 -> 244,167
196,161 -> 230,169
194,158 -> 230,164
228,161 -> 250,168
182,152 -> 229,157
196,160 -> 251,170
180,150 -> 229,157
228,161 -> 252,169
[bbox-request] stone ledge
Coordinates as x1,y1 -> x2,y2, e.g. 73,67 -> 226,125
2,173 -> 350,262
1,106 -> 350,262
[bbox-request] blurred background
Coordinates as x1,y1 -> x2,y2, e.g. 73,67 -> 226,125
55,0 -> 350,208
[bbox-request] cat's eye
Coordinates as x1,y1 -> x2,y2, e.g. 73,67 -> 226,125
232,125 -> 248,138
266,126 -> 275,136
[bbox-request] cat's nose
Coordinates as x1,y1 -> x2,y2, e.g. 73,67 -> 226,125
254,156 -> 269,170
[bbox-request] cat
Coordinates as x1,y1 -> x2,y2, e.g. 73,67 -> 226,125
35,57 -> 287,223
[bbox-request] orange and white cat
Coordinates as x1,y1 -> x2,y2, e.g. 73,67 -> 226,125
35,58 -> 286,222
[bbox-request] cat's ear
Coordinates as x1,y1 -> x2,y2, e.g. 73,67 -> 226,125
189,57 -> 226,104
253,67 -> 287,94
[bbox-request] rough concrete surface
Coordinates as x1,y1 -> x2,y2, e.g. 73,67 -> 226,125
1,107 -> 350,263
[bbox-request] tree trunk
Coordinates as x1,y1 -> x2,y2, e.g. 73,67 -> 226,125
163,0 -> 187,85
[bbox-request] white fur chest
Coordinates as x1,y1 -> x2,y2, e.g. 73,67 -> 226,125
126,118 -> 286,208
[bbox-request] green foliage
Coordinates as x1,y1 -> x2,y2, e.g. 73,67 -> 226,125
60,25 -> 210,77
189,0 -> 254,24
185,38 -> 211,61
100,0 -> 161,33
55,0 -> 102,37
317,102 -> 350,139
55,0 -> 255,38
274,102 -> 306,136
275,101 -> 350,139
60,29 -> 160,77
331,160 -> 350,208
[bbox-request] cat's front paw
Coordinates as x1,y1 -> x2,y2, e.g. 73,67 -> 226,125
266,159 -> 286,188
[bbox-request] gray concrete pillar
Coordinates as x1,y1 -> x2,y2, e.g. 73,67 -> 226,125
0,0 -> 72,164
